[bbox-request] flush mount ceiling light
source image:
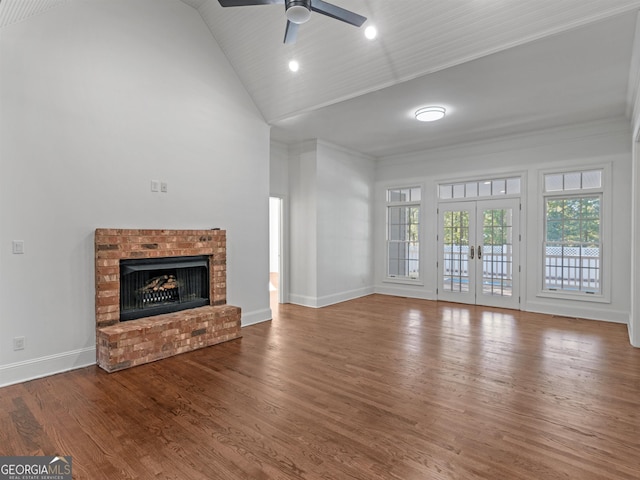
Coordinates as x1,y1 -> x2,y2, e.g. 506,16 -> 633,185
415,106 -> 446,122
288,60 -> 300,72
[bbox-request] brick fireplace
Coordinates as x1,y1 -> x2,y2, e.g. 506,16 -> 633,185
95,229 -> 241,372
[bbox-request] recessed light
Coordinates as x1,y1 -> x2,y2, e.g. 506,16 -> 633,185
415,106 -> 446,122
288,60 -> 300,72
365,25 -> 377,40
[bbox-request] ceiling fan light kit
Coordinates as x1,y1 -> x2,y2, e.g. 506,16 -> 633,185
286,1 -> 311,24
218,0 -> 366,44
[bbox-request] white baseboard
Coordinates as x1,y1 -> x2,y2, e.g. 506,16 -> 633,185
374,284 -> 436,301
241,307 -> 272,327
289,286 -> 374,308
0,347 -> 96,388
288,293 -> 318,307
630,313 -> 640,348
524,300 -> 628,324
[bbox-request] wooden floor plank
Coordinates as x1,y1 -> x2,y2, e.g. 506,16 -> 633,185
1,294 -> 640,479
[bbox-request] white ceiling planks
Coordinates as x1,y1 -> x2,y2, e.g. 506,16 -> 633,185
193,0 -> 640,124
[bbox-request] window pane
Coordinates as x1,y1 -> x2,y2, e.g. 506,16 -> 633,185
465,182 -> 478,197
439,184 -> 453,199
506,177 -> 521,195
564,220 -> 581,241
545,174 -> 563,192
410,187 -> 421,202
493,179 -> 506,195
582,170 -> 602,189
453,184 -> 465,198
546,220 -> 563,241
582,197 -> 600,217
479,181 -> 492,196
583,220 -> 600,242
388,206 -> 402,225
546,199 -> 564,220
564,199 -> 582,218
564,172 -> 581,190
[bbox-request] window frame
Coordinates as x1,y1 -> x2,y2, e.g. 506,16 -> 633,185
538,165 -> 611,303
385,185 -> 422,284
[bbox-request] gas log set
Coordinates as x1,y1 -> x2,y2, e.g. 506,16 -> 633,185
119,255 -> 210,321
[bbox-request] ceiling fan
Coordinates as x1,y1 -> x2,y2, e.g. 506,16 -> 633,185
217,0 -> 367,44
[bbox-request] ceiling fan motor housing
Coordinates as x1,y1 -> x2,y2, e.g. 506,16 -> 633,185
286,0 -> 311,24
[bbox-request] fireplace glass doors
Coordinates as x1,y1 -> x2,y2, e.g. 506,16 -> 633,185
119,255 -> 210,321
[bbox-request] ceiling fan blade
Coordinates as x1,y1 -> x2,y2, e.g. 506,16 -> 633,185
310,0 -> 366,27
218,0 -> 283,7
284,20 -> 299,44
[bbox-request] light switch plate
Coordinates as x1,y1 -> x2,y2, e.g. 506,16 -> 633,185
12,240 -> 24,254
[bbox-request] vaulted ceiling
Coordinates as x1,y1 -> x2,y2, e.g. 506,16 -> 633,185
3,0 -> 640,157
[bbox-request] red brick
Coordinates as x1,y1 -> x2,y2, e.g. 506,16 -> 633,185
95,229 -> 237,371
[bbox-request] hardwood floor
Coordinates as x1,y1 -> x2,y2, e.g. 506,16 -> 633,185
2,295 -> 640,479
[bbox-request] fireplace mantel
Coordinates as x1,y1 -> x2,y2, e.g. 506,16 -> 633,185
95,229 -> 241,372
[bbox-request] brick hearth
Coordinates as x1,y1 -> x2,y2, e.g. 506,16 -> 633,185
94,229 -> 241,372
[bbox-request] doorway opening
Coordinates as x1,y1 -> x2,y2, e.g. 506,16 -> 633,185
269,196 -> 284,312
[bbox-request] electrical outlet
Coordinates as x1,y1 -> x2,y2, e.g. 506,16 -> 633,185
160,181 -> 168,193
13,336 -> 25,351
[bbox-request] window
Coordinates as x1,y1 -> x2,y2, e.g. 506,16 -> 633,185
543,169 -> 603,295
439,176 -> 521,200
387,187 -> 420,280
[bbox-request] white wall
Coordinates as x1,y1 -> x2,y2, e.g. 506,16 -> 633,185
270,141 -> 290,197
629,12 -> 640,347
285,140 -> 375,307
288,141 -> 319,305
631,139 -> 640,346
316,142 -> 375,305
375,119 -> 632,324
0,0 -> 271,386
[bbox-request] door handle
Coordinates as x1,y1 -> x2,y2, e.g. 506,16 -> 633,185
470,246 -> 474,260
478,245 -> 482,260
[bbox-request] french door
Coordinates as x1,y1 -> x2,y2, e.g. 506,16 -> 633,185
438,198 -> 520,309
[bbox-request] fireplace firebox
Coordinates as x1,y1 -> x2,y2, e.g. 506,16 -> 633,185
120,255 -> 210,321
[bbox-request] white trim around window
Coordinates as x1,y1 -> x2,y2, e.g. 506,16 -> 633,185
537,163 -> 612,303
384,184 -> 423,285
